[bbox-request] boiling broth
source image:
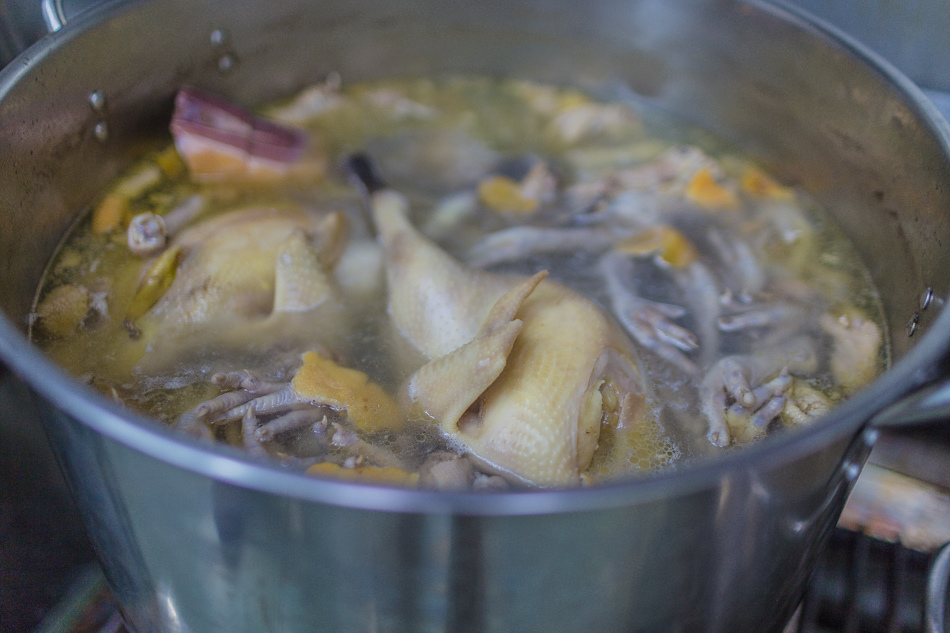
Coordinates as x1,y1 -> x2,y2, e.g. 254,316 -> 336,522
31,76 -> 887,488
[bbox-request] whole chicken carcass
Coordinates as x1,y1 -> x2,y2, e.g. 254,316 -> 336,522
371,187 -> 651,487
131,205 -> 349,372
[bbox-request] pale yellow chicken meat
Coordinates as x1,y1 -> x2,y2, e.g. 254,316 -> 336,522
372,190 -> 649,487
132,206 -> 348,372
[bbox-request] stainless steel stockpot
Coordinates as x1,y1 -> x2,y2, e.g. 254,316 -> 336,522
2,1 -> 950,632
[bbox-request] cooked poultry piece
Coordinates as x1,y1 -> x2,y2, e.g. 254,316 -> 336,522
371,188 -> 649,486
132,206 -> 349,372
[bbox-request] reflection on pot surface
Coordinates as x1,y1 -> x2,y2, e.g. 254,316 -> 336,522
32,76 -> 886,489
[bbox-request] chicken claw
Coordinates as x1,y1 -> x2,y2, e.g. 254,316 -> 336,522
700,337 -> 817,446
181,350 -> 403,438
465,226 -> 614,268
600,251 -> 698,375
725,371 -> 836,442
723,370 -> 791,443
717,300 -> 807,333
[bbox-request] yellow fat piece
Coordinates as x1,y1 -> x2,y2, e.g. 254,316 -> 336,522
616,225 -> 699,269
292,351 -> 402,432
741,167 -> 794,200
685,167 -> 738,210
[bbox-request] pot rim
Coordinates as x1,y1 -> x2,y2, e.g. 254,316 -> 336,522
2,0 -> 950,516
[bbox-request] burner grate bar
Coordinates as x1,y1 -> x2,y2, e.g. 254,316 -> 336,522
796,529 -> 933,633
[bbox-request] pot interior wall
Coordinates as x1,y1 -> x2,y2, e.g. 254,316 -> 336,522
1,0 -> 949,370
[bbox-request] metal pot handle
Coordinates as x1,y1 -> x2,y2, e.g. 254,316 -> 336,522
40,0 -> 67,32
41,0 -> 103,32
871,381 -> 950,428
929,542 -> 950,633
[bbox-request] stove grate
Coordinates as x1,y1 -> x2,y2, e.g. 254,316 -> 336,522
795,529 -> 933,633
